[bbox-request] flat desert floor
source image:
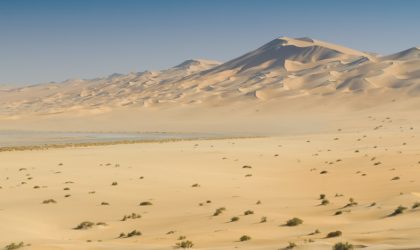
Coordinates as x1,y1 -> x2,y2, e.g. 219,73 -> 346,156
1,115 -> 420,250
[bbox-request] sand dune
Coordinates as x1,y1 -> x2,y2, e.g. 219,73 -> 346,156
2,36 -> 420,250
0,37 -> 419,127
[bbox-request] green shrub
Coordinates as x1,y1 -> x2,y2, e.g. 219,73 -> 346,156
230,216 -> 239,222
74,221 -> 94,230
42,199 -> 56,204
286,242 -> 297,249
389,205 -> 407,216
286,217 -> 303,226
244,210 -> 254,215
321,199 -> 330,205
239,235 -> 251,241
4,242 -> 25,250
213,207 -> 226,216
139,201 -> 153,206
126,230 -> 141,237
326,231 -> 342,238
332,242 -> 353,250
176,240 -> 194,248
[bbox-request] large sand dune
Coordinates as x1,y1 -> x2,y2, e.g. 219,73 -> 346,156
0,37 -> 419,133
1,37 -> 420,250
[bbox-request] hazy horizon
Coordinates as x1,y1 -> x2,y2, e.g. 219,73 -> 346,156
1,0 -> 420,86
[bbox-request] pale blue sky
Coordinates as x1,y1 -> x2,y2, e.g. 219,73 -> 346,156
1,0 -> 419,85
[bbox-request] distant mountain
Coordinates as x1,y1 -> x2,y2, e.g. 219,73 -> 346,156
0,37 -> 419,116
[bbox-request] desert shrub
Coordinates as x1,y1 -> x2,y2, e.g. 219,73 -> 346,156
244,210 -> 254,215
121,213 -> 142,221
239,235 -> 251,241
326,231 -> 342,238
344,198 -> 358,208
101,202 -> 109,205
4,242 -> 25,250
321,199 -> 330,205
320,170 -> 328,174
213,207 -> 226,216
176,240 -> 194,248
191,183 -> 200,187
319,194 -> 326,200
389,205 -> 407,216
111,182 -> 118,186
285,242 -> 297,249
126,230 -> 141,237
231,216 -> 239,222
178,236 -> 186,240
74,221 -> 94,230
332,242 -> 353,250
242,165 -> 252,169
412,202 -> 420,209
42,199 -> 56,204
139,201 -> 153,206
96,222 -> 107,226
286,217 -> 303,226
260,216 -> 267,223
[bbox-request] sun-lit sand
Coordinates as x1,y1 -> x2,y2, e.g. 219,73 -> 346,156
1,111 -> 420,250
1,36 -> 420,249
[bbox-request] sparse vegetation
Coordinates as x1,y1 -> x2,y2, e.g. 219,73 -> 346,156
285,217 -> 303,226
412,202 -> 420,209
4,242 -> 25,250
326,231 -> 342,238
119,230 -> 141,238
230,216 -> 239,222
239,235 -> 251,241
244,210 -> 254,215
389,205 -> 407,216
332,242 -> 354,250
321,199 -> 330,205
121,212 -> 142,221
42,199 -> 56,204
139,201 -> 153,206
176,240 -> 194,248
213,207 -> 226,216
260,216 -> 267,223
285,242 -> 297,249
344,198 -> 358,208
74,221 -> 94,230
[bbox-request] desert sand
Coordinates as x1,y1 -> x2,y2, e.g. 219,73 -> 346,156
1,37 -> 420,250
1,111 -> 420,250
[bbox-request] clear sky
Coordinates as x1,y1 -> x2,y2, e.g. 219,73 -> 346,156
1,0 -> 419,85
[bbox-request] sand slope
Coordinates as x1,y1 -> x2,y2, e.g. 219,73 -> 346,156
0,37 -> 419,126
1,113 -> 420,249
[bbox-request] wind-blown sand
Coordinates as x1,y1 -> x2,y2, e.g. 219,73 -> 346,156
1,112 -> 420,250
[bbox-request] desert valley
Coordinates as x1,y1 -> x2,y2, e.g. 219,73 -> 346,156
1,36 -> 420,250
